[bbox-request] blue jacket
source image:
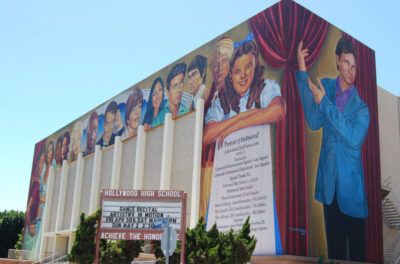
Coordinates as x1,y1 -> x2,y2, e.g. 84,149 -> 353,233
295,71 -> 369,218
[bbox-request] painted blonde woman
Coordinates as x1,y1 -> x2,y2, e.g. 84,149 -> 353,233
68,121 -> 83,163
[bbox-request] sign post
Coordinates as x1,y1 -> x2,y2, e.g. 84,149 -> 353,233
94,189 -> 187,264
161,216 -> 178,264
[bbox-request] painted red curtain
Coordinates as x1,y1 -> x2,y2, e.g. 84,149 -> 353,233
344,33 -> 383,264
249,0 -> 328,255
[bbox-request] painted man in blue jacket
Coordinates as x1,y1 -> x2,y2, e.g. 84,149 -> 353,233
295,37 -> 369,262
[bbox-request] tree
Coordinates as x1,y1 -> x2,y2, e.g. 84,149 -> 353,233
67,209 -> 102,264
0,210 -> 25,258
153,216 -> 257,264
222,217 -> 257,264
100,239 -> 143,264
185,219 -> 223,263
68,210 -> 256,264
14,227 -> 24,250
67,208 -> 143,264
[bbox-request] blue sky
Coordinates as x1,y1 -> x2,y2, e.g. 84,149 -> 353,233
1,0 -> 399,212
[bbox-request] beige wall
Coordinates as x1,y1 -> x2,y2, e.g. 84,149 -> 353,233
378,87 -> 400,201
378,87 -> 400,253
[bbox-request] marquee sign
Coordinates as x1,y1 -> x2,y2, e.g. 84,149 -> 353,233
94,189 -> 187,264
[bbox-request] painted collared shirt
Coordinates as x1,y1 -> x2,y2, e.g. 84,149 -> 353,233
151,100 -> 189,128
335,77 -> 355,114
205,78 -> 281,124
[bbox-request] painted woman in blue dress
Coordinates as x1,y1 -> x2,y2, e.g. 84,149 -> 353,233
203,37 -> 286,255
142,77 -> 166,130
203,38 -> 286,146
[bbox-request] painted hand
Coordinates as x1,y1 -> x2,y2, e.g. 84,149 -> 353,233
307,77 -> 326,105
217,121 -> 239,149
297,41 -> 309,72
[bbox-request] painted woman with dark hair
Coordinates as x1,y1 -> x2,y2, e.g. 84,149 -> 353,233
142,77 -> 166,130
60,131 -> 70,163
124,87 -> 144,138
45,141 -> 57,171
55,136 -> 63,167
43,141 -> 57,197
83,111 -> 99,156
203,38 -> 286,251
203,38 -> 286,146
32,141 -> 57,256
23,145 -> 45,257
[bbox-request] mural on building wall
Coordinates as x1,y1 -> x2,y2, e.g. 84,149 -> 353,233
200,1 -> 382,263
202,34 -> 286,255
22,139 -> 50,259
23,1 -> 382,263
22,62 -> 198,260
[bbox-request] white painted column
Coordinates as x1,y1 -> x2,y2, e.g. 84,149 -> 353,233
39,166 -> 55,258
89,145 -> 103,215
55,160 -> 69,231
133,125 -> 146,189
160,113 -> 174,190
110,136 -> 122,189
70,153 -> 85,229
190,99 -> 204,227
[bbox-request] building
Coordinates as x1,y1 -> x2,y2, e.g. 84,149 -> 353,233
22,1 -> 387,263
378,88 -> 400,263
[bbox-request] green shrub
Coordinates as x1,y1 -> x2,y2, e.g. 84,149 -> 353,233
153,216 -> 257,264
67,209 -> 143,264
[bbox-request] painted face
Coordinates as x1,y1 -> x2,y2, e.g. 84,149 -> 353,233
188,68 -> 203,96
104,111 -> 115,143
46,143 -> 54,165
37,152 -> 45,173
61,137 -> 68,161
88,118 -> 98,149
55,141 -> 61,162
337,52 -> 357,90
168,73 -> 184,107
152,81 -> 163,110
28,221 -> 37,236
72,136 -> 80,156
231,53 -> 256,97
212,54 -> 230,88
128,103 -> 142,131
